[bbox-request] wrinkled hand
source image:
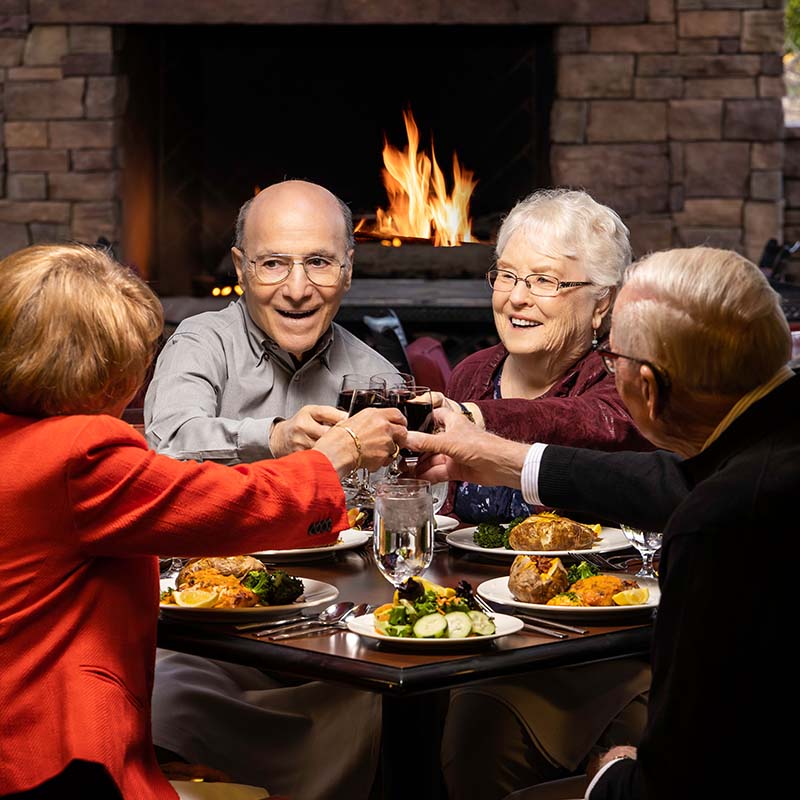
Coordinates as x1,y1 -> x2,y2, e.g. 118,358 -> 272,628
586,746 -> 638,782
405,407 -> 527,488
314,407 -> 407,478
159,761 -> 235,783
270,405 -> 347,457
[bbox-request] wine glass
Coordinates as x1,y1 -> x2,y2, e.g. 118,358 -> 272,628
373,478 -> 435,589
345,375 -> 388,507
620,524 -> 663,579
398,384 -> 433,464
372,372 -> 416,481
337,374 -> 374,491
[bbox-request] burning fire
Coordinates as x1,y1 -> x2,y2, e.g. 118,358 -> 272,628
358,109 -> 477,247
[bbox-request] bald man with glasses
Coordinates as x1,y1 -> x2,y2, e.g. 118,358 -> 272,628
144,179 -> 395,464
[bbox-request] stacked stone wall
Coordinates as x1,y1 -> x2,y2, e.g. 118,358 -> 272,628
0,13 -> 124,258
0,1 -> 791,275
551,0 -> 786,263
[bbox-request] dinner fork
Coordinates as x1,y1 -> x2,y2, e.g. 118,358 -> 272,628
569,552 -> 625,571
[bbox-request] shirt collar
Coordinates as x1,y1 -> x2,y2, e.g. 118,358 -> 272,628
702,364 -> 795,451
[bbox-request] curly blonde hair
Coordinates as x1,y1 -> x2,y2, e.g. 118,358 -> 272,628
0,244 -> 163,417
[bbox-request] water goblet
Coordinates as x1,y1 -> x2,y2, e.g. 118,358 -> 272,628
620,524 -> 663,579
373,479 -> 435,589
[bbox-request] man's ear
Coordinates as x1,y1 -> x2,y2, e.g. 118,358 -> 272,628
342,249 -> 354,291
638,363 -> 662,421
231,247 -> 246,289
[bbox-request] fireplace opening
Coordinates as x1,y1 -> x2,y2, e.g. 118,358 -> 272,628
120,24 -> 555,296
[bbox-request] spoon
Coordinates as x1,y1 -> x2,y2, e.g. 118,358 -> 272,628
235,601 -> 353,632
266,602 -> 372,640
254,601 -> 355,637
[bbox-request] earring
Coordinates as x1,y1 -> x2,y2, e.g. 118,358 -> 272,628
591,328 -> 599,350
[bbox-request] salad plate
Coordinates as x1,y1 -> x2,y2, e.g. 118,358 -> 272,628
250,529 -> 370,561
476,575 -> 659,623
347,612 -> 523,646
159,577 -> 338,623
446,525 -> 630,558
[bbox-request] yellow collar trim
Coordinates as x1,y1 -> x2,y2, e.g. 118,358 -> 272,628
702,365 -> 794,451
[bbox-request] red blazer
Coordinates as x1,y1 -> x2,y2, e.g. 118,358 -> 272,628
0,413 -> 346,798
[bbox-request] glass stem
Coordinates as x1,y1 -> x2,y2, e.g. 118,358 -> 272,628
640,550 -> 655,576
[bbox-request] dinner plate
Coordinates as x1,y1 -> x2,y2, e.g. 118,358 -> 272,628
477,575 -> 659,622
347,612 -> 524,646
435,514 -> 459,533
250,529 -> 370,561
446,525 -> 630,558
158,577 -> 338,623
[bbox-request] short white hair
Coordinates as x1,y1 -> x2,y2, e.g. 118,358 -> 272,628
495,188 -> 631,294
614,247 -> 791,395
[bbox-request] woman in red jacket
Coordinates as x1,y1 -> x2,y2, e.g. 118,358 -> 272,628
0,243 -> 405,800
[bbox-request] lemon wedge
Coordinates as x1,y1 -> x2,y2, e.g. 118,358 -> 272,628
173,588 -> 219,608
612,587 -> 650,606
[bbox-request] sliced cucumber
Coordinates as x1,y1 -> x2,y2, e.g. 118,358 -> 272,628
444,611 -> 473,639
468,610 -> 496,636
413,613 -> 448,638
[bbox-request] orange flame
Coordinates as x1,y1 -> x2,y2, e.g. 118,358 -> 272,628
363,109 -> 477,246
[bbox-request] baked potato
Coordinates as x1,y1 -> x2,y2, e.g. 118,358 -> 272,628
508,511 -> 599,552
176,555 -> 266,586
508,555 -> 569,604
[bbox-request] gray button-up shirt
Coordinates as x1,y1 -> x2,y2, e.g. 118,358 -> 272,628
144,298 -> 394,463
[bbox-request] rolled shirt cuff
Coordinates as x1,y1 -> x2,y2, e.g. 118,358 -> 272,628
585,756 -> 632,799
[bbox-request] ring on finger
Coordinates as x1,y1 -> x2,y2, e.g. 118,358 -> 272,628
392,443 -> 401,460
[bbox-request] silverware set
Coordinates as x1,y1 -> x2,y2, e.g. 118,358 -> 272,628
567,551 -> 626,571
235,601 -> 374,639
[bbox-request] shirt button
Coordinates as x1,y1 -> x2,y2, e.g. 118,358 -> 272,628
293,374 -> 301,382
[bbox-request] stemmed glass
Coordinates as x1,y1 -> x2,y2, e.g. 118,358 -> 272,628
620,524 -> 663,579
342,375 -> 388,506
373,478 -> 435,589
371,372 -> 416,481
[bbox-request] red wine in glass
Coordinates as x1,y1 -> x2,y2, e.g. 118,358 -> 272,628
399,386 -> 433,457
336,389 -> 354,412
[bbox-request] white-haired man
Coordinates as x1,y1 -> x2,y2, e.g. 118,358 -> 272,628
409,247 -> 796,800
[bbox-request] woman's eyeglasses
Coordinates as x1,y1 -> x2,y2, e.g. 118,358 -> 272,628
486,268 -> 592,298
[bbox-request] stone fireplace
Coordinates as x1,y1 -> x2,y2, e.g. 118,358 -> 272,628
0,0 -> 790,295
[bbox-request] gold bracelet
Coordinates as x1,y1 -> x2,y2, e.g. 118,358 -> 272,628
457,402 -> 476,424
339,425 -> 363,471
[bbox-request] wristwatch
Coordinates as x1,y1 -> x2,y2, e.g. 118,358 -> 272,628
457,402 -> 475,424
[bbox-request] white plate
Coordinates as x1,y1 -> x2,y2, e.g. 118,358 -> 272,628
347,612 -> 524,646
446,525 -> 630,558
435,514 -> 459,533
159,577 -> 338,623
477,575 -> 659,622
250,529 -> 370,560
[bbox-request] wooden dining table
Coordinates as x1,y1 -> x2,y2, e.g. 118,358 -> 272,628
157,533 -> 654,800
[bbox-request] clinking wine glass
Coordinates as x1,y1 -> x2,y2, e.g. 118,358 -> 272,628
336,374 -> 373,491
371,372 -> 416,481
398,385 -> 434,462
620,524 -> 663,579
345,375 -> 388,509
373,479 -> 435,589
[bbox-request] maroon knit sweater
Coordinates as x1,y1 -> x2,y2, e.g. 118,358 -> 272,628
441,342 -> 655,515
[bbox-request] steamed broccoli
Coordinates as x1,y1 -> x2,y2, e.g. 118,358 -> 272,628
566,561 -> 600,585
473,516 -> 528,549
241,569 -> 304,606
473,522 -> 506,549
268,569 -> 305,605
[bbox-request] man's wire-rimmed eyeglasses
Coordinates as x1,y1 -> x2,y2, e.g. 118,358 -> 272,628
486,268 -> 593,298
596,347 -> 672,393
240,251 -> 347,287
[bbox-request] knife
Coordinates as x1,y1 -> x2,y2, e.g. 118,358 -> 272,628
266,622 -> 348,641
521,622 -> 568,639
514,614 -> 589,635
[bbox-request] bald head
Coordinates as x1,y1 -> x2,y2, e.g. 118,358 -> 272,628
235,180 -> 354,253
